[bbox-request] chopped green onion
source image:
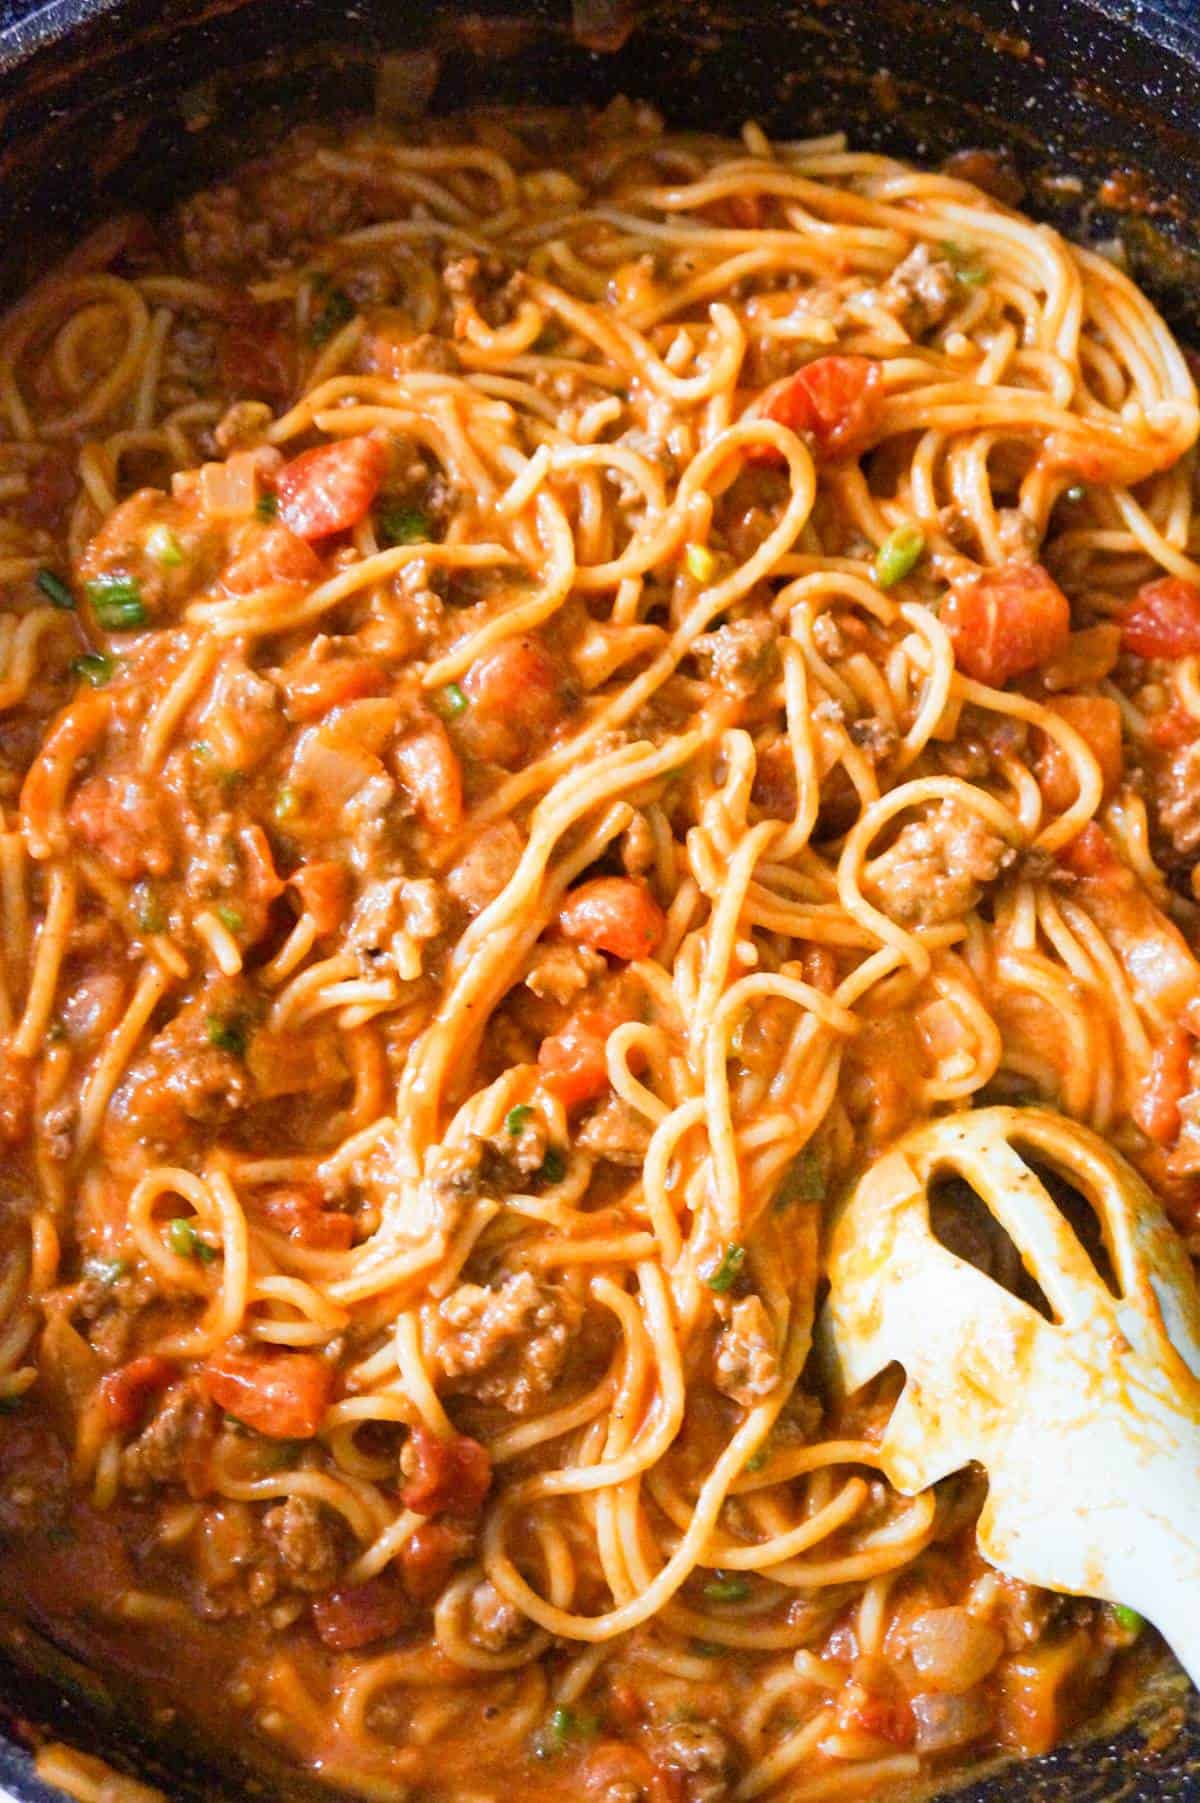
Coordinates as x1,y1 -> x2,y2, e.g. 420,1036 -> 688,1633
135,885 -> 166,935
377,503 -> 430,547
506,1104 -> 533,1136
274,785 -> 301,821
706,1243 -> 746,1294
703,1573 -> 750,1604
86,576 -> 147,631
83,1256 -> 129,1286
145,524 -> 184,567
1065,483 -> 1086,503
1111,1603 -> 1144,1637
72,652 -> 114,687
940,239 -> 988,286
772,1147 -> 825,1211
874,524 -> 925,590
205,1013 -> 248,1058
437,682 -> 468,720
256,492 -> 280,520
167,1217 -> 215,1263
36,568 -> 74,609
216,904 -> 244,934
684,542 -> 719,584
309,285 -> 355,345
538,1146 -> 568,1185
744,1445 -> 769,1473
531,1707 -> 597,1761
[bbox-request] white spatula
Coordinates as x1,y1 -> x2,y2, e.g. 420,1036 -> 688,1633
818,1105 -> 1200,1684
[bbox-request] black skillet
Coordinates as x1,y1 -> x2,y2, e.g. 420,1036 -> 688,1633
0,0 -> 1198,1796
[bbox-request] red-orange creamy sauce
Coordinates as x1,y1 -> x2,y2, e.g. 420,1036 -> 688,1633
0,101 -> 1194,1802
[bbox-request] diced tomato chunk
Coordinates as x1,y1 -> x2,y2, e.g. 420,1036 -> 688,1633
393,723 -> 463,833
290,860 -> 351,934
256,1186 -> 355,1250
201,1349 -> 332,1439
1034,694 -> 1123,812
538,1006 -> 627,1110
400,1425 -> 491,1518
224,522 -> 322,594
283,656 -> 389,723
942,563 -> 1071,687
1134,1025 -> 1193,1145
99,1356 -> 176,1432
398,1521 -> 465,1603
460,635 -> 568,768
1121,577 -> 1200,660
275,436 -> 388,541
558,877 -> 665,961
1055,820 -> 1123,883
748,355 -> 884,464
311,1575 -> 411,1651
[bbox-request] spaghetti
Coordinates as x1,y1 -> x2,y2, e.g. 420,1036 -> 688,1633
0,99 -> 1197,1801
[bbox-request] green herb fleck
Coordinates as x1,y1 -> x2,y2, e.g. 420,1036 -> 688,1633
703,1573 -> 750,1604
538,1145 -> 568,1185
940,239 -> 988,286
691,1640 -> 722,1657
83,1256 -> 129,1286
1111,1603 -> 1144,1637
205,1012 -> 248,1058
0,1393 -> 23,1414
167,1217 -> 215,1263
256,492 -> 280,520
309,284 -> 355,345
874,524 -> 925,590
72,652 -> 114,687
506,1104 -> 533,1136
437,682 -> 468,720
274,785 -> 301,822
705,1243 -> 746,1294
744,1445 -> 769,1473
772,1147 -> 825,1212
377,503 -> 431,547
216,904 -> 244,934
531,1707 -> 597,1761
86,576 -> 147,631
36,568 -> 74,609
145,524 -> 184,567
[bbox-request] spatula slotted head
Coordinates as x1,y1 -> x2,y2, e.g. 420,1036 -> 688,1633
819,1106 -> 1200,1684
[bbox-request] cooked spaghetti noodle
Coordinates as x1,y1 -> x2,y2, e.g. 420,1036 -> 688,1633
0,100 -> 1197,1800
